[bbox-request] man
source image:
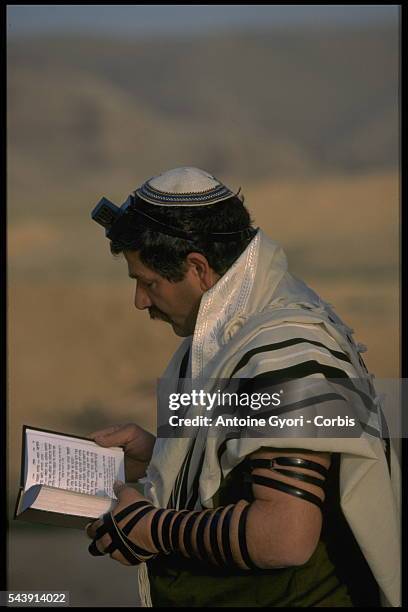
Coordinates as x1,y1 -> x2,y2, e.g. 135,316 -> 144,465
87,167 -> 400,607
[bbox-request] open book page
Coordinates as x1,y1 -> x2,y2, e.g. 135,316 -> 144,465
24,427 -> 125,498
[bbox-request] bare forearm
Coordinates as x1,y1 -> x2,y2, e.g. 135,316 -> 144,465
111,497 -> 318,570
112,499 -> 256,570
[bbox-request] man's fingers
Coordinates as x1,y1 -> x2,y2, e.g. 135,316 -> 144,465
113,481 -> 146,507
88,425 -> 122,444
109,549 -> 133,566
113,480 -> 127,497
88,424 -> 137,448
88,539 -> 105,557
88,425 -> 122,437
86,512 -> 140,566
86,518 -> 102,540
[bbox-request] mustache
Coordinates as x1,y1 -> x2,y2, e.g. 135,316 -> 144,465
148,307 -> 171,323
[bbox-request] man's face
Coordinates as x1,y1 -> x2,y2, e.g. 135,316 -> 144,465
124,250 -> 206,337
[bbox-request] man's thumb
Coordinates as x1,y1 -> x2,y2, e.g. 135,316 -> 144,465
113,480 -> 126,496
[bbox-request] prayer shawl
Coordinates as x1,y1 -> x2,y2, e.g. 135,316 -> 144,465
138,229 -> 400,607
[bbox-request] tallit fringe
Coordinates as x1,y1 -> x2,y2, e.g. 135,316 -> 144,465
138,562 -> 152,607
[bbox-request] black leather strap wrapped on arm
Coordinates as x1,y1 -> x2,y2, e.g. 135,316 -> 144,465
88,454 -> 329,568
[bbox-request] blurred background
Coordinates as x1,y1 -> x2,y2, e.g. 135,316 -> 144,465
7,4 -> 400,606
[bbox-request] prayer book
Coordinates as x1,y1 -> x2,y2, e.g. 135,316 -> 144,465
14,425 -> 125,529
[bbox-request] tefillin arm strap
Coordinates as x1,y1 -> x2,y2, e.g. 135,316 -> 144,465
89,498 -> 258,570
243,456 -> 328,510
88,457 -> 329,566
88,501 -> 157,563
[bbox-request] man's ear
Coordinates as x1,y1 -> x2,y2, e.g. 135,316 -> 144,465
186,252 -> 220,291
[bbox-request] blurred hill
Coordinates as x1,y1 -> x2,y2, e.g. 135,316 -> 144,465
8,26 -> 398,220
7,24 -> 400,454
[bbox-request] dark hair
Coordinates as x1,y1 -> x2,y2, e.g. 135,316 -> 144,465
110,194 -> 256,282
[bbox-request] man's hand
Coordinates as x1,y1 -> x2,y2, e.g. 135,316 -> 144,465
88,423 -> 156,482
86,481 -> 157,566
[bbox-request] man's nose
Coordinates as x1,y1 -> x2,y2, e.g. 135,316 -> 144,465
134,283 -> 152,310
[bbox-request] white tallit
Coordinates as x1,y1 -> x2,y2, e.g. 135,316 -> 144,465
138,230 -> 400,607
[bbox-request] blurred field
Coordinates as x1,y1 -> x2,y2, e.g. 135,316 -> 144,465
7,25 -> 399,606
8,524 -> 142,607
7,25 -> 398,198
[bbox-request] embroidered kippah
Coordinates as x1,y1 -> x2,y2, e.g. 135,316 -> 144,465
135,167 -> 236,206
91,166 -> 254,243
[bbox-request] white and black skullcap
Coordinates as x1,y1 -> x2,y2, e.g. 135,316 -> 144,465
91,167 -> 255,243
135,167 -> 237,206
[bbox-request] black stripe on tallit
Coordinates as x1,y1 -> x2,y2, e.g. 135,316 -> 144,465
168,346 -> 192,509
378,408 -> 391,475
221,391 -> 345,418
178,347 -> 191,381
176,437 -> 197,509
231,339 -> 352,378
169,462 -> 182,509
169,442 -> 192,509
217,432 -> 242,467
234,392 -> 368,429
217,394 -> 380,440
360,421 -> 383,439
169,451 -> 186,508
237,360 -> 376,413
169,441 -> 193,509
217,413 -> 379,470
187,448 -> 206,510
